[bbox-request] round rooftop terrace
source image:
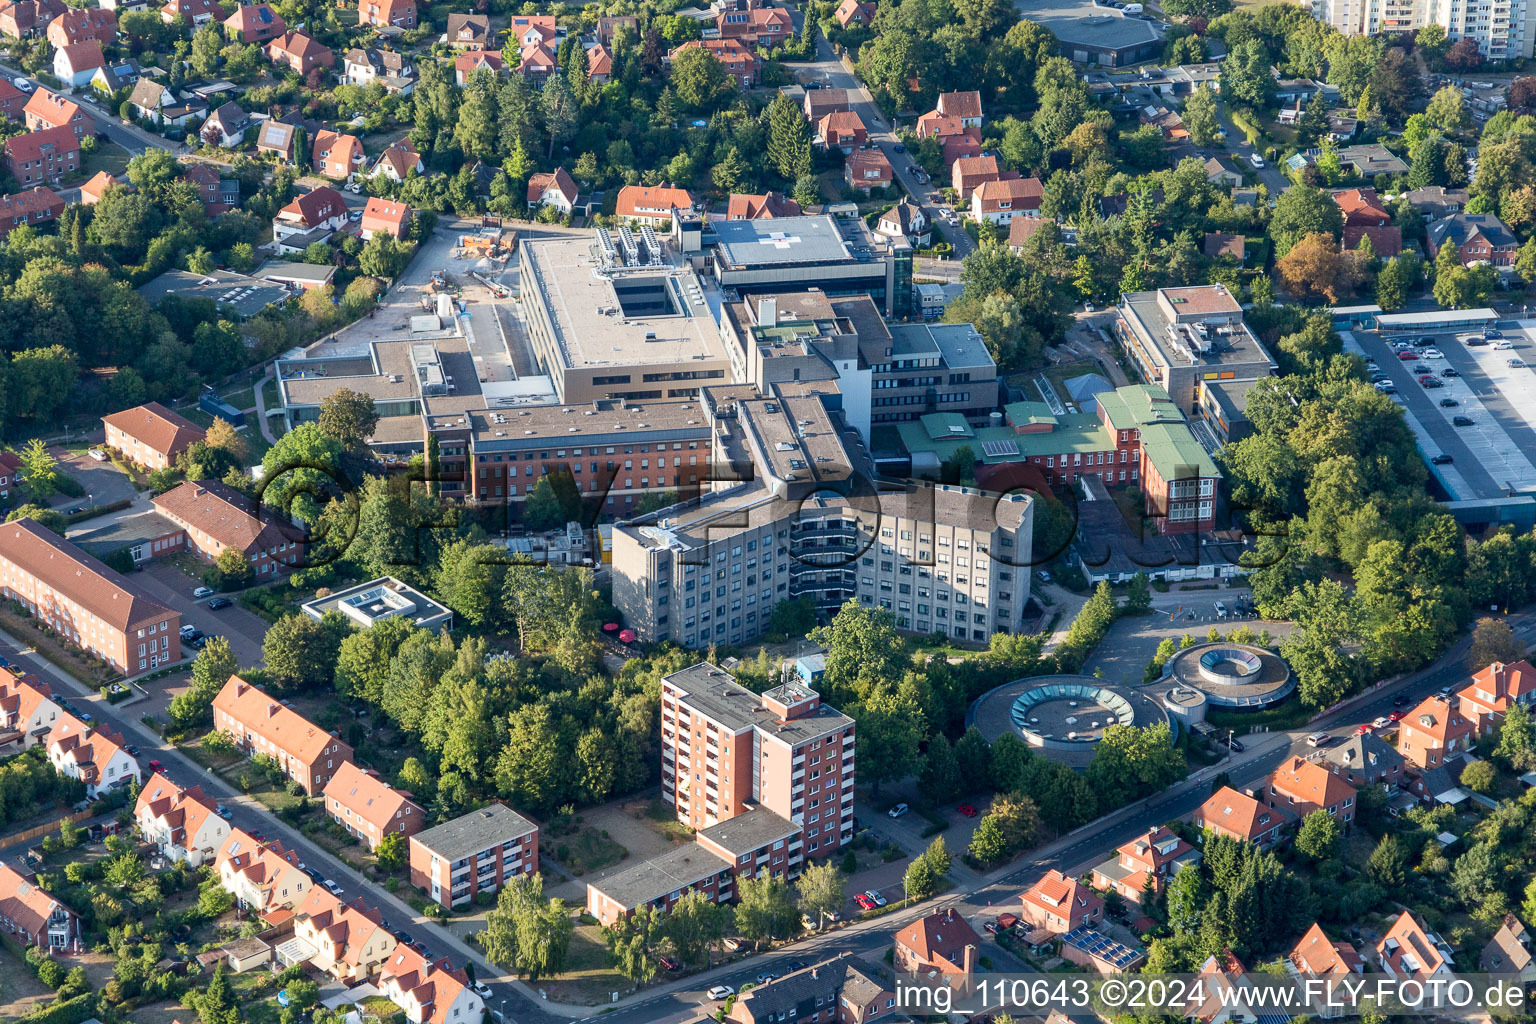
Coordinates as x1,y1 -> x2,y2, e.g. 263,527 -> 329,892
968,675 -> 1173,768
1163,642 -> 1294,710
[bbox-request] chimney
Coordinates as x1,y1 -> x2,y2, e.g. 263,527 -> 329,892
758,296 -> 777,328
962,941 -> 976,976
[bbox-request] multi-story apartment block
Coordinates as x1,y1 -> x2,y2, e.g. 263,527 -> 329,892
152,480 -> 307,576
102,402 -> 206,471
0,518 -> 180,676
135,773 -> 229,867
409,802 -> 539,908
47,713 -> 138,798
4,125 -> 81,186
1311,0 -> 1531,59
213,676 -> 354,794
0,864 -> 81,951
0,666 -> 60,750
323,761 -> 425,851
215,828 -> 312,913
613,382 -> 1034,646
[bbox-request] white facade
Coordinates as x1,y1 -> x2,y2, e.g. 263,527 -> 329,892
1312,0 -> 1532,58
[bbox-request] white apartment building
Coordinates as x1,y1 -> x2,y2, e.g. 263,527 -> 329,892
1312,0 -> 1532,59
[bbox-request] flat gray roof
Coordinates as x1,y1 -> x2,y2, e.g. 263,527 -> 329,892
137,269 -> 288,319
68,509 -> 183,557
254,260 -> 337,285
903,322 -> 995,372
697,807 -> 799,857
1015,0 -> 1163,50
412,802 -> 537,861
586,843 -> 731,910
664,662 -> 855,743
712,215 -> 853,268
1121,290 -> 1276,370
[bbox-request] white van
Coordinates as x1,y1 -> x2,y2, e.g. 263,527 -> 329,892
1122,3 -> 1143,11
1306,732 -> 1330,747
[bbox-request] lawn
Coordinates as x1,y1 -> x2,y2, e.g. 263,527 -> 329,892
544,825 -> 627,877
220,384 -> 258,412
541,923 -> 629,1005
73,141 -> 132,185
218,760 -> 311,814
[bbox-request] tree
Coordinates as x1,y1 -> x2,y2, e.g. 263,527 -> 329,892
1183,85 -> 1220,147
1366,833 -> 1406,888
1270,186 -> 1344,259
1277,232 -> 1355,303
6,504 -> 67,534
955,727 -> 992,785
192,961 -> 239,1024
1446,37 -> 1483,71
359,235 -> 409,280
208,548 -> 253,591
796,860 -> 845,930
190,23 -> 223,78
1124,571 -> 1153,614
605,905 -> 662,983
1294,808 -> 1341,861
903,852 -> 938,901
969,816 -> 1008,864
670,47 -> 733,112
1165,861 -> 1206,934
1494,700 -> 1536,770
1460,759 -> 1496,794
14,438 -> 63,500
316,388 -> 380,457
734,875 -> 797,949
477,874 -> 571,979
919,734 -> 962,804
987,792 -> 1041,856
809,600 -> 904,700
1375,256 -> 1412,311
1470,617 -> 1523,669
169,636 -> 238,728
665,889 -> 726,966
1426,85 -> 1471,133
1220,38 -> 1275,109
766,93 -> 812,182
852,690 -> 925,797
522,474 -> 570,532
262,612 -> 348,690
375,831 -> 406,871
768,597 -> 816,639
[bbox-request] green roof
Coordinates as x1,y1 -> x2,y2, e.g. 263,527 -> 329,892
1139,420 -> 1220,481
901,411 -> 1116,462
1003,401 -> 1058,427
919,412 -> 974,441
1094,384 -> 1185,431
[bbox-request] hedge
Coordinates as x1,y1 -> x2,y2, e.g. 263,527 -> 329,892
25,993 -> 97,1024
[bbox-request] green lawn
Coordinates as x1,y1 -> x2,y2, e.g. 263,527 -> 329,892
74,141 -> 132,185
220,384 -> 257,412
541,924 -> 628,1005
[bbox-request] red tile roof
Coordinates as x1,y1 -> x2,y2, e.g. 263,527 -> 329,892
213,675 -> 347,764
5,124 -> 80,164
938,90 -> 982,120
360,196 -> 410,237
1195,785 -> 1290,841
0,864 -> 73,942
102,401 -> 204,458
152,479 -> 306,558
323,761 -> 423,834
0,517 -> 176,632
895,907 -> 980,966
277,186 -> 347,228
526,167 -> 578,206
616,183 -> 693,220
1290,922 -> 1364,975
726,191 -> 801,220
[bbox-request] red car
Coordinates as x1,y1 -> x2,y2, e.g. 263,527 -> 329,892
854,894 -> 876,911
957,804 -> 978,817
1355,724 -> 1373,735
147,759 -> 164,772
1388,711 -> 1403,722
1398,351 -> 1419,360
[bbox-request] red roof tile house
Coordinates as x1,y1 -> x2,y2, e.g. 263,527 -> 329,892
1332,187 -> 1391,227
358,0 -> 414,30
45,7 -> 114,47
0,667 -> 60,751
669,39 -> 758,87
4,125 -> 79,186
360,196 -> 410,240
1458,659 -> 1536,736
272,186 -> 348,247
616,183 -> 693,227
371,140 -> 423,182
1090,826 -> 1200,905
1377,910 -> 1455,978
1343,224 -> 1402,257
312,130 -> 366,181
161,0 -> 220,30
835,0 -> 876,28
838,961 -> 896,1024
816,110 -> 866,153
0,864 -> 81,951
378,948 -> 484,1024
1396,694 -> 1474,769
0,186 -> 63,238
266,31 -> 333,75
292,888 -> 398,981
970,176 -> 1043,226
715,4 -> 792,46
215,828 -> 313,914
213,676 -> 354,795
845,148 -> 892,192
135,773 -> 230,867
223,3 -> 283,42
103,401 -> 205,470
323,761 -> 425,851
0,78 -> 25,119
936,89 -> 982,127
804,88 -> 850,122
726,191 -> 800,220
894,907 -> 980,985
454,49 -> 502,85
1265,756 -> 1357,829
915,111 -> 967,142
152,479 -> 307,576
47,712 -> 139,798
78,169 -> 120,205
0,518 -> 180,676
24,87 -> 91,138
950,154 -> 1000,199
0,0 -> 65,40
526,167 -> 580,215
1193,785 -> 1291,845
585,43 -> 612,84
516,42 -> 558,84
1289,922 -> 1364,982
507,13 -> 558,47
1019,870 -> 1104,935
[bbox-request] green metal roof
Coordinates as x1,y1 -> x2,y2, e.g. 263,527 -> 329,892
919,412 -> 974,441
902,411 -> 1116,462
1003,401 -> 1058,427
1094,384 -> 1185,431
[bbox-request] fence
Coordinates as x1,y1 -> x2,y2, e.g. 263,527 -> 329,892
0,807 -> 95,851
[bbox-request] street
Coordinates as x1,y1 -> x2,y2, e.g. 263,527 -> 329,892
1213,105 -> 1289,195
0,60 -> 184,157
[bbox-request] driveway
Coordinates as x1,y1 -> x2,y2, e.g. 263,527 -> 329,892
1211,105 -> 1289,194
133,561 -> 271,667
51,449 -> 143,509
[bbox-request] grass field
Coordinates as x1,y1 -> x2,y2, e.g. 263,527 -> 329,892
542,924 -> 629,1005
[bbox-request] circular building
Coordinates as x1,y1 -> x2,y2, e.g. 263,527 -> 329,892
969,675 -> 1173,768
1164,643 -> 1294,711
1161,685 -> 1209,726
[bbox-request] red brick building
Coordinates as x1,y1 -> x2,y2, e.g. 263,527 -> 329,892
23,87 -> 92,138
152,479 -> 306,577
323,761 -> 424,851
102,401 -> 205,471
213,676 -> 353,794
3,125 -> 79,186
0,186 -> 62,238
408,802 -> 539,908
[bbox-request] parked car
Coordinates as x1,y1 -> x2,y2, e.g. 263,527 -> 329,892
854,893 -> 876,910
207,597 -> 233,610
1453,415 -> 1475,426
1485,328 -> 1504,339
1509,359 -> 1527,368
658,956 -> 681,972
1214,601 -> 1227,618
1420,378 -> 1443,389
756,972 -> 777,985
1466,337 -> 1489,346
216,804 -> 232,819
1389,711 -> 1405,722
12,78 -> 31,92
1441,368 -> 1460,377
1421,348 -> 1444,359
147,759 -> 164,772
1306,732 -> 1331,747
1430,454 -> 1454,465
323,879 -> 343,896
1393,693 -> 1411,706
956,803 -> 978,817
1398,351 -> 1420,360
1372,716 -> 1391,729
193,587 -> 215,598
1248,152 -> 1265,168
125,745 -> 139,757
864,889 -> 887,907
1440,398 -> 1460,407
1355,724 -> 1373,735
707,986 -> 736,1001
887,803 -> 909,819
472,983 -> 493,998
88,449 -> 107,461
1494,341 -> 1514,350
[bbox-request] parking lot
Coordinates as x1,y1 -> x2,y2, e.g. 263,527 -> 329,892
50,449 -> 143,510
1347,325 -> 1536,498
132,562 -> 271,667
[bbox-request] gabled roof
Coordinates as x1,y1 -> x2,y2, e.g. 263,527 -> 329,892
846,148 -> 891,178
0,186 -> 63,225
726,191 -> 801,220
0,518 -> 176,631
454,48 -> 502,76
267,30 -> 329,61
48,711 -> 134,784
373,141 -> 422,179
103,401 -> 203,455
1343,224 -> 1402,257
23,88 -> 83,129
255,118 -> 297,153
585,43 -> 611,77
79,170 -> 121,203
0,864 -> 72,939
526,166 -> 579,206
152,479 -> 305,556
1290,922 -> 1364,975
1401,695 -> 1472,743
55,39 -> 105,73
1378,910 -> 1452,975
937,90 -> 982,119
616,183 -> 692,219
224,3 -> 283,34
0,668 -> 55,734
1427,212 -> 1517,251
277,186 -> 347,227
4,124 -> 81,163
293,886 -> 391,968
895,906 -> 980,965
444,12 -> 488,41
1195,785 -> 1289,841
1332,186 -> 1391,223
361,196 -> 410,235
135,772 -> 222,849
379,947 -> 475,1024
1480,914 -> 1532,974
1021,869 -> 1104,921
1267,755 -> 1357,813
1008,215 -> 1045,247
817,109 -> 865,140
323,760 -> 422,833
213,675 -> 343,763
974,176 -> 1043,206
1460,659 -> 1536,716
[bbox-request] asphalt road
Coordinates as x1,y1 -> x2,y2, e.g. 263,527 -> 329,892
0,61 -> 184,157
1212,105 -> 1289,195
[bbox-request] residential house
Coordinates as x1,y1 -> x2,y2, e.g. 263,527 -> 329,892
45,7 -> 114,47
507,14 -> 558,47
1343,224 -> 1402,257
1333,186 -> 1392,226
844,148 -> 892,192
23,88 -> 91,138
1288,921 -> 1366,982
1403,186 -> 1468,220
914,111 -> 970,142
876,200 -> 927,244
311,130 -> 365,181
254,119 -> 298,161
0,668 -> 59,751
596,15 -> 637,44
183,162 -> 239,215
0,518 -> 180,676
371,140 -> 423,182
103,401 -> 204,470
47,713 -> 139,798
1204,232 -> 1245,263
342,48 -> 415,92
1480,914 -> 1536,982
408,802 -> 539,908
834,0 -> 876,28
970,176 -> 1043,225
358,0 -> 414,30
90,57 -> 141,96
936,90 -> 982,127
161,0 -> 220,29
443,13 -> 489,46
135,773 -> 229,867
615,183 -> 693,227
0,451 -> 18,498
4,125 -> 80,186
1335,144 -> 1408,180
1377,910 -> 1454,978
1321,732 -> 1408,790
291,888 -> 397,981
152,479 -> 306,575
1265,755 -> 1357,828
893,907 -> 980,985
515,42 -> 557,86
1186,951 -> 1262,1024
816,109 -> 866,152
1090,825 -> 1200,905
668,39 -> 758,87
266,31 -> 333,76
950,154 -> 1000,199
212,675 -> 354,794
0,864 -> 80,951
0,79 -> 25,119
1007,216 -> 1044,251
726,190 -> 800,220
0,0 -> 65,39
1396,694 -> 1474,769
215,828 -> 312,913
727,958 -> 844,1023
585,43 -> 612,84
360,196 -> 410,240
804,88 -> 850,122
272,186 -> 349,251
1458,659 -> 1536,736
715,4 -> 792,47
200,101 -> 248,148
1193,785 -> 1291,845
51,40 -> 105,87
0,186 -> 63,239
323,761 -> 425,851
126,78 -> 177,123
526,167 -> 579,215
1019,870 -> 1104,935
453,49 -> 502,86
224,3 -> 282,42
838,961 -> 896,1024
1204,156 -> 1242,186
378,948 -> 483,1024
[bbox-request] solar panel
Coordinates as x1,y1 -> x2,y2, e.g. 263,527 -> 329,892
981,439 -> 1020,457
